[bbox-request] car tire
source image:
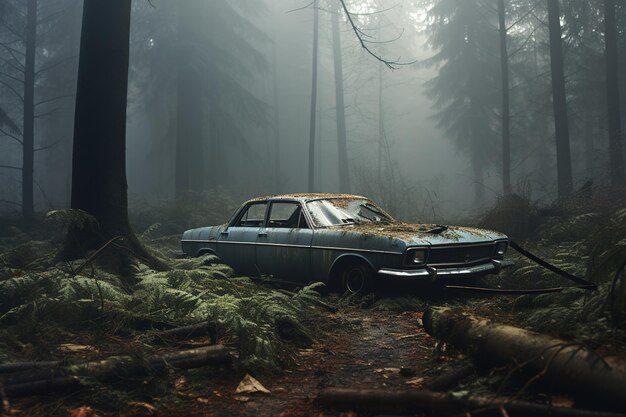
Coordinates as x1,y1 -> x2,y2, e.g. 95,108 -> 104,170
341,262 -> 375,294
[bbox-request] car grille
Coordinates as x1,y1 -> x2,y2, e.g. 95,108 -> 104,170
427,243 -> 495,266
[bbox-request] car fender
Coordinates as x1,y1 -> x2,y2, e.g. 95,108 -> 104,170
327,253 -> 377,287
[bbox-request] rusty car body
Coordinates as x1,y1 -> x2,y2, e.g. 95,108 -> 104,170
180,194 -> 513,293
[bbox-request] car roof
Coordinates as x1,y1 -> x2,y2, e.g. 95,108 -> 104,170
245,193 -> 368,204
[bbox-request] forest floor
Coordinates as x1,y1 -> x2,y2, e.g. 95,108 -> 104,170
3,297 -> 472,417
2,192 -> 626,416
149,307 -> 435,417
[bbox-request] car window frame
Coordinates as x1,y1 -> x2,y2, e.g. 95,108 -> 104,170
229,201 -> 269,228
267,201 -> 311,229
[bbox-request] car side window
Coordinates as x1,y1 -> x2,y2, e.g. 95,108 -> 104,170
234,203 -> 267,227
268,202 -> 308,229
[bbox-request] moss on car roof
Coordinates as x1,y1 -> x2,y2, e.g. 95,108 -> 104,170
245,193 -> 368,203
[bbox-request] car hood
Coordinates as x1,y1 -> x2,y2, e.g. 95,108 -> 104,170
329,222 -> 506,246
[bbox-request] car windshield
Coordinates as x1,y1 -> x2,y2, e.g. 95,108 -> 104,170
306,198 -> 395,227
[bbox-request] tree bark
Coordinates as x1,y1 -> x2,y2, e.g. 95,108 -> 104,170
65,0 -> 166,270
498,0 -> 511,195
547,0 -> 573,198
317,388 -> 626,417
21,0 -> 36,218
332,8 -> 350,194
307,1 -> 319,192
423,307 -> 626,411
604,0 -> 624,188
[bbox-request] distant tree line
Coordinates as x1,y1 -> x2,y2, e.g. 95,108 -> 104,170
419,0 -> 625,201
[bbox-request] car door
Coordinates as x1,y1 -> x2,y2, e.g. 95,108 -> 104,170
256,201 -> 313,282
217,201 -> 267,276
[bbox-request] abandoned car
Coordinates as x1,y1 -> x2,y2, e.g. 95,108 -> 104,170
181,194 -> 513,293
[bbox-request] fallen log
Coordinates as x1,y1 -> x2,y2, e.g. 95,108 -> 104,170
2,344 -> 232,398
422,307 -> 626,411
317,388 -> 626,417
151,321 -> 217,342
0,361 -> 61,374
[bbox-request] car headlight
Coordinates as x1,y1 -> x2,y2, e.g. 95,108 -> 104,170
405,248 -> 428,266
495,241 -> 508,256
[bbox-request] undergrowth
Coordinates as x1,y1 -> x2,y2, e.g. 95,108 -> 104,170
0,244 -> 323,372
487,204 -> 626,340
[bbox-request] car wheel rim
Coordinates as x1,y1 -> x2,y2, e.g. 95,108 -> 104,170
346,268 -> 365,293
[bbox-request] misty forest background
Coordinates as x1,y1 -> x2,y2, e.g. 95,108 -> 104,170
0,0 -> 625,223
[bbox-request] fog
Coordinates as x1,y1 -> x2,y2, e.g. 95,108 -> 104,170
1,0 -> 624,222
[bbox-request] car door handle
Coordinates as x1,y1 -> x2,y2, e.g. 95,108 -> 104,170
258,232 -> 267,237
220,232 -> 229,236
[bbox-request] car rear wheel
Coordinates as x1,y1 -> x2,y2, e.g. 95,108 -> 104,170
341,262 -> 375,294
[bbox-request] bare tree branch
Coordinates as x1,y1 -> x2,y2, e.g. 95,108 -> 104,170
0,69 -> 23,83
0,17 -> 24,42
0,126 -> 23,144
37,4 -> 73,26
337,0 -> 411,70
0,42 -> 25,69
507,0 -> 543,32
285,1 -> 315,14
34,137 -> 63,152
0,55 -> 24,72
1,0 -> 26,18
0,164 -> 20,171
34,94 -> 73,107
0,79 -> 24,101
35,55 -> 77,76
34,106 -> 62,119
0,199 -> 22,208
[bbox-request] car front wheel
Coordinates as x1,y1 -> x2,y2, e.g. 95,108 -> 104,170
341,262 -> 375,294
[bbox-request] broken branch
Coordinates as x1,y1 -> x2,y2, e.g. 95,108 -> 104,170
1,345 -> 232,398
317,388 -> 626,417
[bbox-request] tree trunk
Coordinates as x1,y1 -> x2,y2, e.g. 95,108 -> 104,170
21,0 -> 36,218
307,0 -> 319,192
175,65 -> 204,195
271,2 -> 281,192
175,67 -> 191,196
332,8 -> 350,194
547,0 -> 573,198
66,0 -> 166,270
604,0 -> 624,188
498,0 -> 511,195
423,307 -> 626,411
466,11 -> 485,204
208,91 -> 220,187
378,60 -> 384,186
175,1 -> 205,196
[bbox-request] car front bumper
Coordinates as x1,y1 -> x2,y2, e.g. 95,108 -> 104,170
378,259 -> 514,281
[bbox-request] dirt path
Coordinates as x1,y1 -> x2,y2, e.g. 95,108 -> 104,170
167,308 -> 437,417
